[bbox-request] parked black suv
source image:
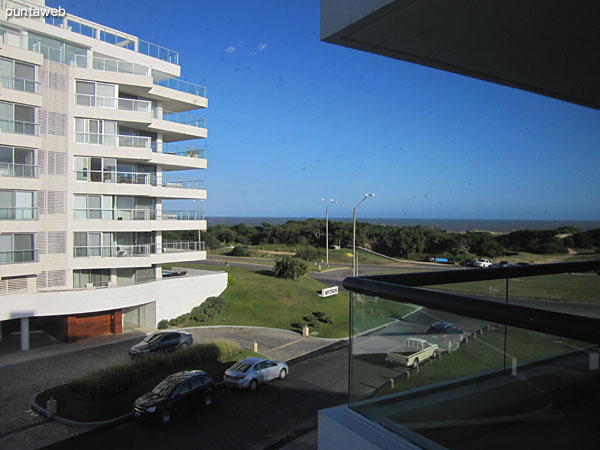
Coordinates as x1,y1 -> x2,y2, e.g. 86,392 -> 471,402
128,331 -> 193,358
133,370 -> 215,423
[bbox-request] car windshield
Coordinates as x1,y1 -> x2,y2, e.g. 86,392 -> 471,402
229,362 -> 251,373
143,333 -> 164,343
151,379 -> 177,397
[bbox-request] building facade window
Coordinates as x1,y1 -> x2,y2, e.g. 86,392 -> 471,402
73,269 -> 110,288
75,80 -> 117,108
74,232 -> 154,257
0,57 -> 37,93
0,233 -> 36,264
0,146 -> 37,177
0,190 -> 36,220
74,118 -> 117,145
0,102 -> 38,135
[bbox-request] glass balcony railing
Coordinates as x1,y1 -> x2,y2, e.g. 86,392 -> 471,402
73,209 -> 204,221
153,78 -> 207,98
0,119 -> 39,136
74,132 -> 151,149
0,74 -> 41,94
0,207 -> 38,220
74,169 -> 157,186
0,249 -> 38,264
161,176 -> 205,190
154,142 -> 206,159
75,94 -> 152,113
0,163 -> 39,178
73,241 -> 204,258
92,56 -> 150,76
154,109 -> 206,129
344,260 -> 600,449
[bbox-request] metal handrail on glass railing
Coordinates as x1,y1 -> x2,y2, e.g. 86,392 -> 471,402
0,163 -> 39,178
75,94 -> 151,113
92,56 -> 150,76
153,78 -> 207,98
73,244 -> 156,258
161,241 -> 205,252
158,143 -> 207,159
0,74 -> 41,94
160,177 -> 205,190
0,207 -> 38,220
154,109 -> 206,129
73,208 -> 156,220
0,119 -> 39,136
74,132 -> 151,149
159,210 -> 205,221
0,249 -> 38,264
74,169 -> 157,186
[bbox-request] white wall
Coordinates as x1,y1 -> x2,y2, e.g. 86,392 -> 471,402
0,271 -> 227,327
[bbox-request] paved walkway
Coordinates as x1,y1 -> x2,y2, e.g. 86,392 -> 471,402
0,326 -> 340,449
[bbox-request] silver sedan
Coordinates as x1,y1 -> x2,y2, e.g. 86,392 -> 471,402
223,357 -> 289,391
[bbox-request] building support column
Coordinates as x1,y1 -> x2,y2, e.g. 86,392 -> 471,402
20,317 -> 30,351
0,321 -> 3,343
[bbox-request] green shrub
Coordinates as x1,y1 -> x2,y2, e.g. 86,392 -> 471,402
70,340 -> 240,399
230,246 -> 251,257
273,256 -> 308,280
227,273 -> 236,286
157,319 -> 169,329
168,318 -> 178,327
295,247 -> 319,261
312,311 -> 333,324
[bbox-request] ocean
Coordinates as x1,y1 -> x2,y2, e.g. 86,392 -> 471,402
206,217 -> 600,233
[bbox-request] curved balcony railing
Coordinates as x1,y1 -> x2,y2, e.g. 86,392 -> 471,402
154,109 -> 206,129
0,163 -> 39,178
0,74 -> 40,94
161,176 -> 205,190
0,119 -> 39,136
0,249 -> 38,264
0,207 -> 38,220
156,142 -> 206,159
153,78 -> 207,98
159,210 -> 205,220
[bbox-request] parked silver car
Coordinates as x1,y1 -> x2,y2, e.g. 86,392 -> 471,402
223,357 -> 288,390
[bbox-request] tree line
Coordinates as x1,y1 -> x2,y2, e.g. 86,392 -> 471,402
165,220 -> 600,259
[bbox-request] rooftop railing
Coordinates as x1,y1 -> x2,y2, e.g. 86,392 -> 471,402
0,0 -> 179,64
154,109 -> 206,129
344,260 -> 600,449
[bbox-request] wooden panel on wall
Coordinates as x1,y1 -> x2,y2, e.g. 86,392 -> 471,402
66,309 -> 122,340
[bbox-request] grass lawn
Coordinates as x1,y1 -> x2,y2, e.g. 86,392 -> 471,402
167,263 -> 350,338
35,345 -> 266,422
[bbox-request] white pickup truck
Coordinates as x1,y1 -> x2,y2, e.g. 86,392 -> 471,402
385,338 -> 439,369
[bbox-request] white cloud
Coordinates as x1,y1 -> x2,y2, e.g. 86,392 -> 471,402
258,43 -> 267,51
225,46 -> 236,54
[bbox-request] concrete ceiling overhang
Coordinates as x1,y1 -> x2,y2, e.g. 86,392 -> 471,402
321,0 -> 600,110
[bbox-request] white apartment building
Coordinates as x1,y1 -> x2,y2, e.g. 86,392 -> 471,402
0,0 -> 227,349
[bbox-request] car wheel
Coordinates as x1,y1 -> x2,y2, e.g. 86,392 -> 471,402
202,393 -> 213,407
160,409 -> 172,424
249,379 -> 258,391
181,342 -> 189,350
279,368 -> 287,379
433,350 -> 439,359
412,359 -> 419,369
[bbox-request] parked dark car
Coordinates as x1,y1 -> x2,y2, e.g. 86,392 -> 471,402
133,370 -> 214,423
426,321 -> 465,350
129,331 -> 193,358
460,259 -> 476,267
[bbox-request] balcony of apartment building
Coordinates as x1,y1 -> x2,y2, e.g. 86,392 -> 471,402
0,189 -> 39,235
0,101 -> 41,148
0,231 -> 38,277
71,231 -> 205,270
72,155 -> 206,200
149,141 -> 207,170
72,194 -> 206,232
0,145 -> 41,192
319,261 -> 600,449
0,55 -> 42,109
149,107 -> 207,141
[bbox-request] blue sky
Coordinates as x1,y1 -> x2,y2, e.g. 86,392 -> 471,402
51,0 -> 600,220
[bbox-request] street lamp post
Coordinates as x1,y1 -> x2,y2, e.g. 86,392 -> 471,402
321,198 -> 337,265
352,194 -> 375,277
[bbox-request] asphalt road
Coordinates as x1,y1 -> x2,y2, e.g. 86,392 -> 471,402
43,345 -> 349,450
